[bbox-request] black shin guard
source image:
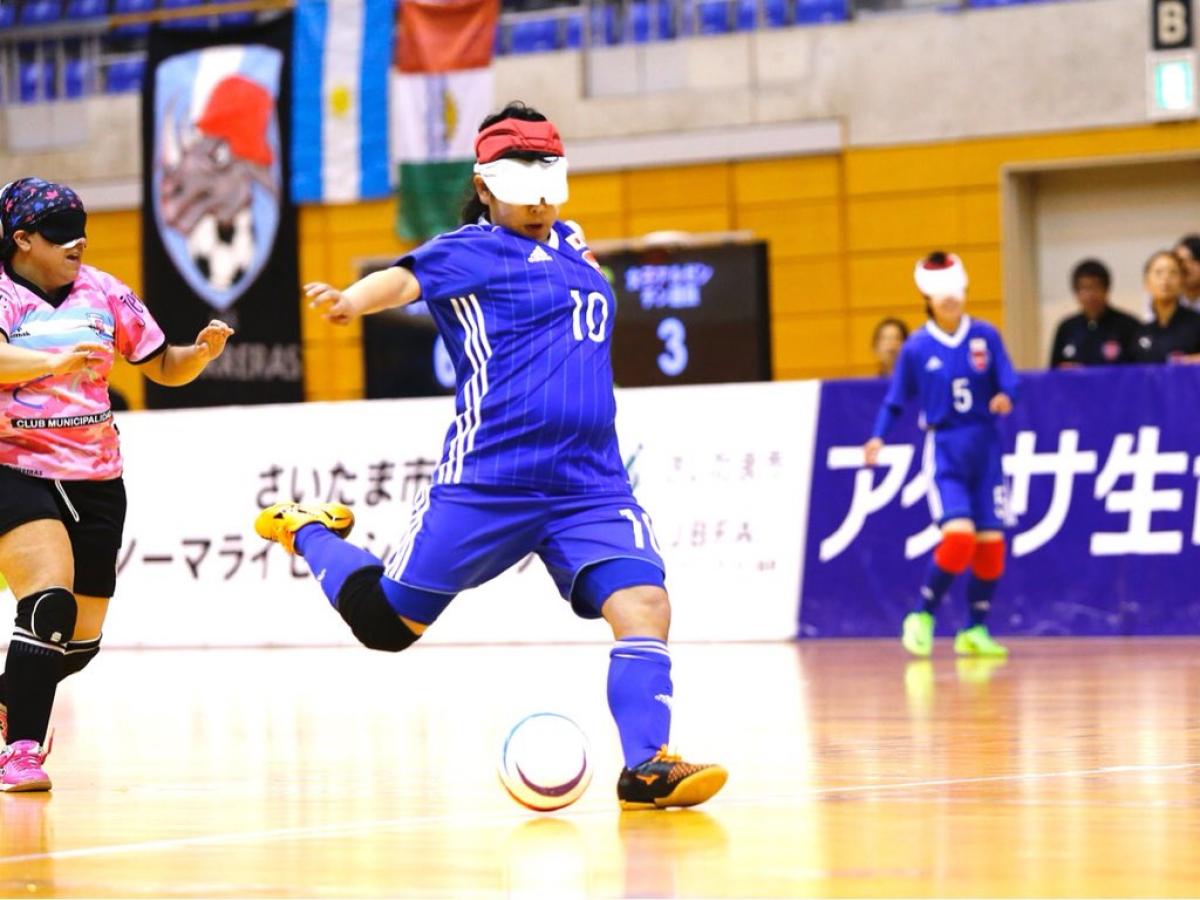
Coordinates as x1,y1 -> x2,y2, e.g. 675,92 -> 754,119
6,588 -> 77,743
0,634 -> 101,709
61,634 -> 101,679
336,568 -> 419,653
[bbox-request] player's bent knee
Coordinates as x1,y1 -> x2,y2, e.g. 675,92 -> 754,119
355,616 -> 419,653
14,587 -> 77,649
335,568 -> 422,653
576,558 -> 666,621
973,538 -> 1006,581
933,531 -> 976,575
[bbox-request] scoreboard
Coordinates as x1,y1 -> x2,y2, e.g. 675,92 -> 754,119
600,239 -> 771,386
361,237 -> 772,398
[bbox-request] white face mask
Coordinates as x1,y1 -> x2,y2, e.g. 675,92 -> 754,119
474,157 -> 569,206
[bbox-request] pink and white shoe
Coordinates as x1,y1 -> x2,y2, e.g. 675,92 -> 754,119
1,739 -> 52,792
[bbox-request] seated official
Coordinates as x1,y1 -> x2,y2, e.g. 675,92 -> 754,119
1130,250 -> 1200,364
1173,234 -> 1200,311
1049,259 -> 1139,368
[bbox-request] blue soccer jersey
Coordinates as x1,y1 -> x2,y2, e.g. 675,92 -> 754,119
872,316 -> 1019,528
872,316 -> 1019,438
398,219 -> 629,493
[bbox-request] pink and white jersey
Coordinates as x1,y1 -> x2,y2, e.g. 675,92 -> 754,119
0,264 -> 166,481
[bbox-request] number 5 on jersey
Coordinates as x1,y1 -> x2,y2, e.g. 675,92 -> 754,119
952,377 -> 973,413
571,290 -> 608,342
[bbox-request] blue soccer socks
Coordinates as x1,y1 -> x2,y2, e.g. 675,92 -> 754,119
607,637 -> 673,769
294,524 -> 384,608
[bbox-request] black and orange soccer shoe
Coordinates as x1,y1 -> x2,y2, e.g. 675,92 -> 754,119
617,746 -> 728,810
254,502 -> 355,555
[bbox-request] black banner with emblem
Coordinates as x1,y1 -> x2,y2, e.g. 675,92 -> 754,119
141,16 -> 303,408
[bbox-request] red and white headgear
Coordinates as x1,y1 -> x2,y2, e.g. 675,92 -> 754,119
914,252 -> 968,300
473,117 -> 568,206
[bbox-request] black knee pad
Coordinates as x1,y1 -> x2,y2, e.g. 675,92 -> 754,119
336,568 -> 419,653
14,587 -> 77,650
62,635 -> 101,679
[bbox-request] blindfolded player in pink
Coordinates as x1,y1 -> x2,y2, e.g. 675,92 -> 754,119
0,177 -> 233,791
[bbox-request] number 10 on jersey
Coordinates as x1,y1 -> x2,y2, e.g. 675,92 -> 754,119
571,290 -> 609,342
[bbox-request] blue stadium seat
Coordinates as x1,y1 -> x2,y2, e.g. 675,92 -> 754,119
563,10 -> 582,47
111,0 -> 153,36
65,0 -> 105,18
509,17 -> 559,53
626,0 -> 650,40
656,0 -> 675,36
697,0 -> 729,33
591,3 -> 619,44
18,59 -> 55,102
19,0 -> 61,26
160,0 -> 208,29
0,2 -> 15,26
737,0 -> 788,27
215,0 -> 252,27
105,57 -> 143,93
64,56 -> 91,97
794,0 -> 846,22
969,0 -> 1028,6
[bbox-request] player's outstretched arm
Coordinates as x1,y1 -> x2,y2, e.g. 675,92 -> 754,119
143,320 -> 235,387
865,341 -> 913,464
0,335 -> 108,383
305,267 -> 422,326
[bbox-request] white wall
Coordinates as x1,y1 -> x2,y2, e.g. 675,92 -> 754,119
1032,159 -> 1200,363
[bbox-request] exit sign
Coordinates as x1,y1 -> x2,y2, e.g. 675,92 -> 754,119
1148,52 -> 1198,118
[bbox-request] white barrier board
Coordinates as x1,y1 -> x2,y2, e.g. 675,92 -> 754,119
93,380 -> 818,647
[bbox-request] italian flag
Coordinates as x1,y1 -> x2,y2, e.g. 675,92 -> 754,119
390,0 -> 498,240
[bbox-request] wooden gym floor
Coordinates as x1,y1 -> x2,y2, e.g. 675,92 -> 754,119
0,637 -> 1198,897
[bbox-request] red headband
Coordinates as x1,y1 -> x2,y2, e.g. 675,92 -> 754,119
474,119 -> 565,164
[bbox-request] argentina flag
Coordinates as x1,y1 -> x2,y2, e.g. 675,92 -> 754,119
290,0 -> 392,203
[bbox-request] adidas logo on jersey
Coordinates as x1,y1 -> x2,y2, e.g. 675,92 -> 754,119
527,246 -> 552,264
925,357 -> 943,371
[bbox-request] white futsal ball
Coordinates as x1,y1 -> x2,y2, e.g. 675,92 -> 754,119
498,712 -> 593,812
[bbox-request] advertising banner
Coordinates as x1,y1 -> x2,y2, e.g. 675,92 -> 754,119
803,366 -> 1200,637
110,381 -> 819,646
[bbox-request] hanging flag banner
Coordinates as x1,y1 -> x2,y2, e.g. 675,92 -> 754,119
142,18 -> 303,407
390,0 -> 498,240
291,0 -> 393,203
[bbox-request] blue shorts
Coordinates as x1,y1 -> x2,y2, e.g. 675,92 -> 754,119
382,484 -> 666,621
925,426 -> 1007,531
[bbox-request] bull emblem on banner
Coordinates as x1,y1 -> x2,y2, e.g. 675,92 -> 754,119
152,46 -> 283,312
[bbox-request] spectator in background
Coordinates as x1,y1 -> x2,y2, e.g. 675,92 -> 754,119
871,317 -> 909,377
1173,234 -> 1200,310
1130,250 -> 1200,363
1049,259 -> 1138,368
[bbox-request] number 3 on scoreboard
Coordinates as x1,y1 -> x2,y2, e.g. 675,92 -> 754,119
657,316 -> 689,377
